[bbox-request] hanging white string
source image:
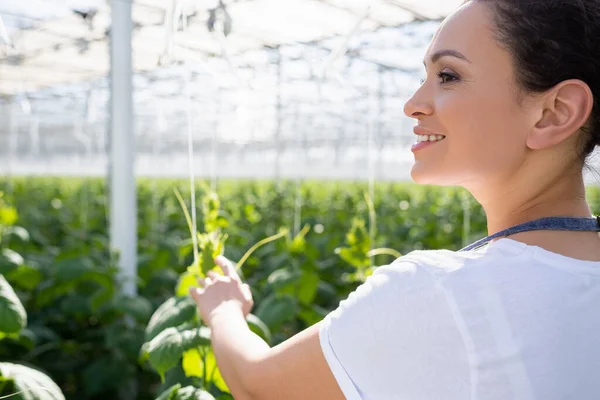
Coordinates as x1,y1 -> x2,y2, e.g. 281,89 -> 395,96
162,0 -> 201,267
367,88 -> 376,268
184,63 -> 199,264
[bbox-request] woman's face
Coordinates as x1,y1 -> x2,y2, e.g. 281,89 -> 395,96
404,1 -> 533,187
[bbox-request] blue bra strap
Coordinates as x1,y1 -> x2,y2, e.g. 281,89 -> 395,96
459,216 -> 600,252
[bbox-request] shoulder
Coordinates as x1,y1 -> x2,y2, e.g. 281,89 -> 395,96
328,247 -> 492,320
375,246 -> 489,282
386,239 -> 530,282
319,250 -> 474,399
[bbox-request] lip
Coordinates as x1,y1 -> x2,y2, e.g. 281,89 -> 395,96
411,140 -> 443,153
411,126 -> 446,153
413,126 -> 443,137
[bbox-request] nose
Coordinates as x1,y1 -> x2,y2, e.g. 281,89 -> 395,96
403,84 -> 434,119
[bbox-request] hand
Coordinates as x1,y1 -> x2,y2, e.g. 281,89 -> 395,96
189,255 -> 254,326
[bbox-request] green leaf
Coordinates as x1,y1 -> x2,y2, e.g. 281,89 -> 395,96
202,348 -> 228,393
245,313 -> 272,344
243,204 -> 261,224
198,232 -> 227,277
156,363 -> 195,397
200,235 -> 216,277
4,226 -> 30,243
202,191 -> 221,233
181,348 -> 202,378
145,296 -> 197,342
298,304 -> 329,326
27,326 -> 60,343
145,325 -> 211,379
89,287 -> 114,312
84,270 -> 116,291
116,295 -> 153,323
0,249 -> 24,275
0,362 -> 65,400
53,258 -> 93,282
155,384 -> 181,400
60,294 -> 91,317
5,264 -> 42,291
82,357 -> 126,396
15,328 -> 37,351
0,375 -> 16,398
176,271 -> 198,298
0,206 -> 18,226
287,224 -> 310,254
35,281 -> 76,309
297,271 -> 319,306
255,294 -> 297,332
0,275 -> 26,336
267,268 -> 301,294
336,247 -> 369,270
174,386 -> 215,400
105,325 -> 145,361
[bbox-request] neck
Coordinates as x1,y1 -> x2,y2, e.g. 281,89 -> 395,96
467,165 -> 592,237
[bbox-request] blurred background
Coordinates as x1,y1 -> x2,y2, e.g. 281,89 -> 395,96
1,1 -> 599,400
0,0 -> 452,181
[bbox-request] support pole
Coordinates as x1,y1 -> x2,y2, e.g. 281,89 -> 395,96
109,0 -> 137,296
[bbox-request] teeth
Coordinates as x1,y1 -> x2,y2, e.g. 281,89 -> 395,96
416,135 -> 445,143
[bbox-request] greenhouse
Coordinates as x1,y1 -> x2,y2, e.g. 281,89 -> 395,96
2,1 -> 600,399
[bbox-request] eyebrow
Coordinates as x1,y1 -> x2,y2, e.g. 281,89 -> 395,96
423,49 -> 471,66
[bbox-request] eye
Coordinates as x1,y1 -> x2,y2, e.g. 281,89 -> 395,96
437,71 -> 459,84
419,77 -> 426,85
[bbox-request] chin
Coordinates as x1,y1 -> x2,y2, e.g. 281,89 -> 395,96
410,164 -> 456,186
410,164 -> 437,185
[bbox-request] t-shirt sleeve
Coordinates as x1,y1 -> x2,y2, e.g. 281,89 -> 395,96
318,259 -> 469,400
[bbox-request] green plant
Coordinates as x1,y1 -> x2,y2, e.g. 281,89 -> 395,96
336,193 -> 402,282
140,188 -> 282,399
0,184 -> 158,400
3,177 -> 597,399
0,192 -> 65,400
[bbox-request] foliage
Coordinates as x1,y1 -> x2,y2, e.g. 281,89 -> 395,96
0,193 -> 65,400
1,177 -> 598,399
141,188 -> 278,398
0,185 -> 157,400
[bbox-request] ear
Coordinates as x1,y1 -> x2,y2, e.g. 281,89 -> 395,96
526,79 -> 593,150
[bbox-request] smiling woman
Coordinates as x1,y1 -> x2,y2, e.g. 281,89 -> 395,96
189,1 -> 600,399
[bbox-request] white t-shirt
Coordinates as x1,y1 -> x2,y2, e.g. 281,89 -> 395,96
319,238 -> 600,400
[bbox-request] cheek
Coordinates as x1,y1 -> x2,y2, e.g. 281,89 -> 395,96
436,89 -> 525,167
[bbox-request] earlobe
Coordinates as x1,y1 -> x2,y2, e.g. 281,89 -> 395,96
527,80 -> 593,150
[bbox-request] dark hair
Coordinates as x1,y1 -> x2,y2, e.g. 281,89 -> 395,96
473,0 -> 600,165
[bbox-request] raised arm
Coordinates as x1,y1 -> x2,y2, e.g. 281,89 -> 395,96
190,256 -> 345,400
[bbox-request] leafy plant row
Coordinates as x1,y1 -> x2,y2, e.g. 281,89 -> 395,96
1,177 -> 599,399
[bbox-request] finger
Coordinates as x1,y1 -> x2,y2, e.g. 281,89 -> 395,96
215,255 -> 238,279
242,283 -> 252,299
189,287 -> 204,300
207,270 -> 220,280
197,277 -> 213,287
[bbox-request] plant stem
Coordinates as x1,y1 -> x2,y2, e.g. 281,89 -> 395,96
201,346 -> 208,390
174,188 -> 199,263
367,247 -> 402,259
363,191 -> 376,267
235,229 -> 288,273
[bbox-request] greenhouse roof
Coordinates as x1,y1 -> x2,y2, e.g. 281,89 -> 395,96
0,0 -> 463,96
